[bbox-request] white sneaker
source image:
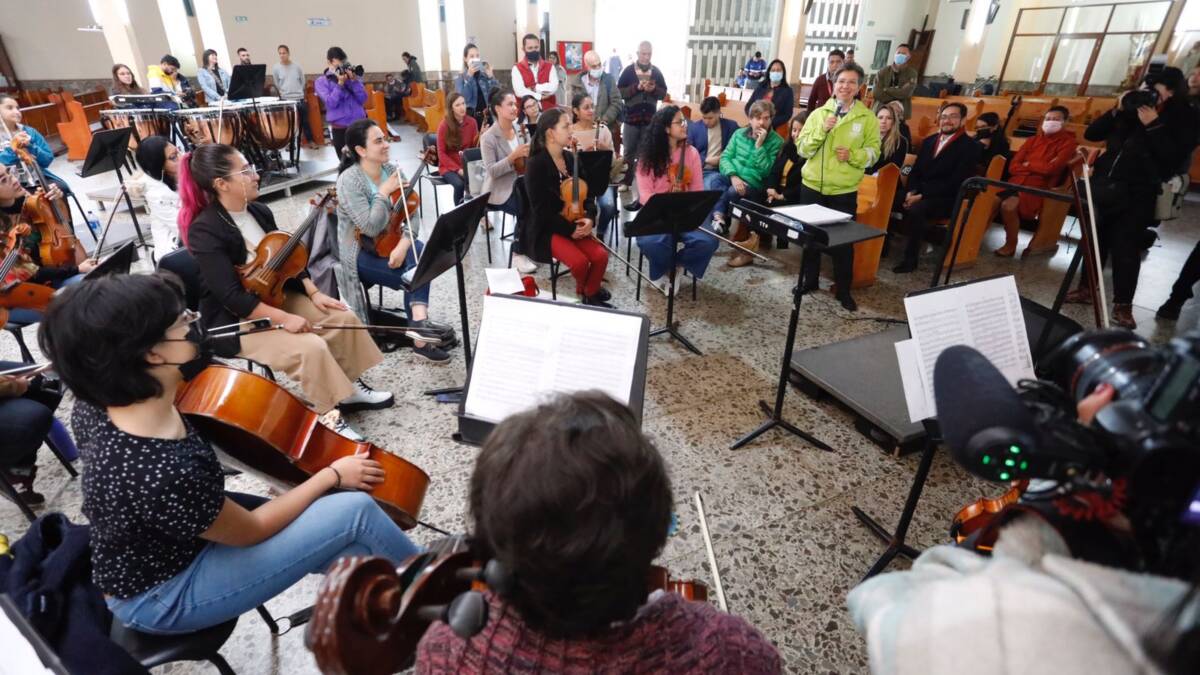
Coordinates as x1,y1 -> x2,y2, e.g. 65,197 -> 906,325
320,410 -> 366,442
513,254 -> 539,274
653,278 -> 675,297
338,379 -> 395,412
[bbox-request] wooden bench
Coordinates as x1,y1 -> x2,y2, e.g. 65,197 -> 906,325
363,86 -> 394,139
942,154 -> 1008,269
1005,96 -> 1056,137
51,94 -> 110,161
403,83 -> 427,127
909,96 -> 946,146
408,87 -> 445,134
16,101 -> 61,143
303,81 -> 327,147
845,163 -> 900,288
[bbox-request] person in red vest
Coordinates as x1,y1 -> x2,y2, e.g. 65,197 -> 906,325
511,33 -> 558,111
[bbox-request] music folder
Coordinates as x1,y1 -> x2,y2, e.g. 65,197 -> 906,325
457,294 -> 650,445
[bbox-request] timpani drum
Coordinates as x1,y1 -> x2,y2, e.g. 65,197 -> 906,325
100,108 -> 173,148
177,105 -> 245,147
246,100 -> 298,150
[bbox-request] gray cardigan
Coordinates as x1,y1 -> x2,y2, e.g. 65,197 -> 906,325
333,163 -> 416,321
567,71 -> 624,128
480,123 -> 522,206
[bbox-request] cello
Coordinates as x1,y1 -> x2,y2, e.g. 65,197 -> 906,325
175,364 -> 429,529
306,545 -> 712,675
7,134 -> 78,267
238,190 -> 334,308
370,147 -> 435,258
0,222 -> 56,326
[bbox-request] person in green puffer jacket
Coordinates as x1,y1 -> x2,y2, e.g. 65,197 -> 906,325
711,99 -> 784,267
794,62 -> 879,311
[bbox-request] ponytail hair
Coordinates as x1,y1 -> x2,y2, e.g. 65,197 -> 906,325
530,108 -> 568,157
177,143 -> 238,246
337,118 -> 378,174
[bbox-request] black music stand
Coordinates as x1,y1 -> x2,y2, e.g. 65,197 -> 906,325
729,201 -> 883,451
228,64 -> 267,101
83,241 -> 136,280
415,193 -> 490,402
80,127 -> 150,258
624,190 -> 721,355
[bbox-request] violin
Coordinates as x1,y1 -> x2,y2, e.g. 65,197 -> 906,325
0,222 -> 55,327
371,147 -> 435,258
559,138 -> 588,224
512,122 -> 530,175
950,480 -> 1029,552
306,541 -> 710,675
238,190 -> 334,308
8,135 -> 77,267
668,132 -> 692,193
175,364 -> 429,529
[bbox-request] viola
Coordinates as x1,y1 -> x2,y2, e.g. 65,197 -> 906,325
8,135 -> 77,267
0,222 -> 55,326
238,190 -> 334,308
950,480 -> 1029,552
306,546 -> 712,675
175,364 -> 429,529
559,138 -> 588,224
668,132 -> 692,193
512,122 -> 530,175
371,147 -> 435,258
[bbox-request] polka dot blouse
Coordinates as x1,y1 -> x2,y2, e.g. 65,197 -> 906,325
72,401 -> 225,599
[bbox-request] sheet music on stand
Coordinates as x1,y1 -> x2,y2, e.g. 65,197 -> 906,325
459,295 -> 649,442
771,203 -> 853,226
896,274 -> 1035,422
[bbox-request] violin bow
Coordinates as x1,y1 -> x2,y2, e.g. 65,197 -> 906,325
699,227 -> 771,262
0,361 -> 53,378
694,491 -> 728,612
207,318 -> 447,344
588,233 -> 668,297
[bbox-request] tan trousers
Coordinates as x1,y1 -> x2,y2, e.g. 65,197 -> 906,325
238,292 -> 384,413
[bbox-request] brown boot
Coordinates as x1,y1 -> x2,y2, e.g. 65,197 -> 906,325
1112,303 -> 1137,330
731,220 -> 748,242
741,232 -> 760,252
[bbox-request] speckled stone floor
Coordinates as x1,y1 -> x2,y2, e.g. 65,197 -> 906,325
3,123 -> 1198,674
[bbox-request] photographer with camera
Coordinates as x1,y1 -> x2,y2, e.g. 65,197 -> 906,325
455,43 -> 498,127
1064,67 -> 1199,329
849,333 -> 1200,675
315,46 -> 368,160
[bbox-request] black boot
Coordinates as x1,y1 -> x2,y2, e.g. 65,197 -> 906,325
892,258 -> 918,274
1157,294 -> 1186,321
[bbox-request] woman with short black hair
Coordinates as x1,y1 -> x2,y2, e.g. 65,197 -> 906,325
38,273 -> 420,636
135,135 -> 182,261
416,391 -> 781,671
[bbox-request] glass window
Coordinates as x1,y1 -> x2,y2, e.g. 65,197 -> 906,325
1045,38 -> 1099,95
1087,33 -> 1157,95
1109,2 -> 1170,32
1061,6 -> 1111,34
1002,36 -> 1056,92
1018,8 -> 1065,34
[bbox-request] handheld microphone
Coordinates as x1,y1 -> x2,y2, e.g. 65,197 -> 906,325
835,102 -> 846,119
934,346 -> 1042,483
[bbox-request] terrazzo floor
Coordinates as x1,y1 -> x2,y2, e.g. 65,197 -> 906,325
3,121 -> 1198,674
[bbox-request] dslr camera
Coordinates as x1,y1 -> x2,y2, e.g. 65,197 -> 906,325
939,329 -> 1200,572
328,62 -> 365,81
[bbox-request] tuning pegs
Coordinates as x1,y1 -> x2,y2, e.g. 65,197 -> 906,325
446,591 -> 489,639
481,559 -> 513,595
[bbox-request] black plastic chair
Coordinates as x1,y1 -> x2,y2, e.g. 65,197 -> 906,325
156,248 -> 275,381
111,616 -> 238,675
418,134 -> 449,220
3,322 -> 36,363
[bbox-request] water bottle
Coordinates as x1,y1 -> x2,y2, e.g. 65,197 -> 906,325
85,210 -> 101,238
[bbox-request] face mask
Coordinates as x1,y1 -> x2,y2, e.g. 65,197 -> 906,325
588,68 -> 603,79
769,71 -> 783,84
1042,120 -> 1063,134
162,324 -> 215,382
975,127 -> 992,138
894,53 -> 910,66
526,50 -> 540,63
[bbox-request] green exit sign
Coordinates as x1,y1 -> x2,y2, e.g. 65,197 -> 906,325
234,15 -> 248,23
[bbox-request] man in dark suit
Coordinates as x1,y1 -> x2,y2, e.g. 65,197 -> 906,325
687,96 -> 740,189
893,101 -> 981,273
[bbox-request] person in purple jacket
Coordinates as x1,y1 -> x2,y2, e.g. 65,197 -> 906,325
315,46 -> 367,160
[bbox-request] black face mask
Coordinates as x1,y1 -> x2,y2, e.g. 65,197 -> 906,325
526,50 -> 540,63
975,127 -> 993,138
162,324 -> 215,382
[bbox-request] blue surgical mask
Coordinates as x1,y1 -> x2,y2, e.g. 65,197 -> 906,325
894,53 -> 910,66
769,71 -> 783,84
589,68 -> 603,79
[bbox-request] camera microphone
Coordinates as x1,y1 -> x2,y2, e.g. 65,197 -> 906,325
934,346 -> 1043,483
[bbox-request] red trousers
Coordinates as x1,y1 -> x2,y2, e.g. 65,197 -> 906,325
550,234 -> 609,297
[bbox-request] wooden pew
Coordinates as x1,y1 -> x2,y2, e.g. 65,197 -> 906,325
1023,148 -> 1099,257
846,163 -> 900,288
944,154 -> 1007,269
1005,96 -> 1056,137
909,96 -> 945,146
1053,96 -> 1092,124
409,87 -> 445,133
54,97 -> 108,161
303,81 -> 327,146
16,101 -> 61,142
403,82 -> 427,127
943,96 -> 985,129
363,86 -> 394,139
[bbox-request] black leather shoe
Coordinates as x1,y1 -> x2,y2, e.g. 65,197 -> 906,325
582,294 -> 614,308
1157,295 -> 1186,321
892,259 -> 918,274
592,287 -> 612,303
837,291 -> 858,312
624,200 -> 643,212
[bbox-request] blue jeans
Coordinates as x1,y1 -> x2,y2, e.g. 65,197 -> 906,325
356,241 -> 430,316
107,491 -> 421,634
637,228 -> 720,281
7,273 -> 84,324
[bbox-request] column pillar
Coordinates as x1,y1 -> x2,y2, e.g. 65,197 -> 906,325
951,0 -> 992,83
92,0 -> 147,83
776,0 -> 809,82
191,0 -> 231,72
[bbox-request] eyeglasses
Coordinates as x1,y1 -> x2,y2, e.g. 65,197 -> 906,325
166,309 -> 201,332
224,166 -> 259,179
671,119 -> 688,127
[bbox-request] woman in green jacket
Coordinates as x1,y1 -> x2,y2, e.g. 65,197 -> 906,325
794,62 -> 879,310
712,100 -> 784,267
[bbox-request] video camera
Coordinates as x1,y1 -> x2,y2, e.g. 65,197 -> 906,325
934,329 -> 1200,570
328,61 -> 365,81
